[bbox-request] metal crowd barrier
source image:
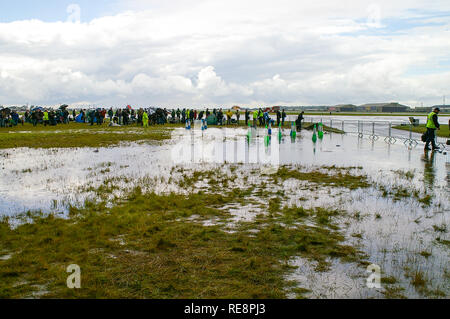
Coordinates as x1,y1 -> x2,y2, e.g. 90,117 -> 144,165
305,117 -> 446,149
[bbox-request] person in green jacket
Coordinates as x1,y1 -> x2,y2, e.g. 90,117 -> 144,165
43,110 -> 49,126
143,111 -> 149,128
253,109 -> 258,127
424,107 -> 440,151
258,108 -> 264,126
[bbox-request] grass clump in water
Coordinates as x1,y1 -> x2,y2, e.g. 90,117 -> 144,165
272,166 -> 370,190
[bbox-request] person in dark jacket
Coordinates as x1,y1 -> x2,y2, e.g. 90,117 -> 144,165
424,107 -> 441,151
217,109 -> 224,125
276,110 -> 281,126
296,111 -> 304,131
108,108 -> 114,122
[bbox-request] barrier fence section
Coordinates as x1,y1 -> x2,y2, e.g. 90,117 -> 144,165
305,117 -> 447,149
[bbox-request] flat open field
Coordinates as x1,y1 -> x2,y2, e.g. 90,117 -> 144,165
0,121 -> 341,149
0,124 -> 448,299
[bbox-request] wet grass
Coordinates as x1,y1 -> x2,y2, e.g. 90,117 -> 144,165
0,191 -> 270,298
378,184 -> 431,206
432,224 -> 447,233
272,166 -> 371,190
0,159 -> 446,299
0,120 -> 347,150
392,124 -> 449,138
0,122 -> 181,133
418,195 -> 432,206
302,122 -> 345,134
0,123 -> 174,149
381,276 -> 397,285
392,169 -> 415,181
383,286 -> 406,299
0,168 -> 365,298
410,271 -> 427,288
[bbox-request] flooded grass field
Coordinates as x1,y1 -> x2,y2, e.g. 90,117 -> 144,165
0,124 -> 448,299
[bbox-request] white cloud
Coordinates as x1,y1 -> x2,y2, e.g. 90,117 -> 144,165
0,0 -> 450,107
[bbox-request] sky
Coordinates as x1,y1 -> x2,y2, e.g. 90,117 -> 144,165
0,0 -> 450,108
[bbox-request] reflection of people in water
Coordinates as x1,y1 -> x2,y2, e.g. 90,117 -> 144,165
422,150 -> 436,188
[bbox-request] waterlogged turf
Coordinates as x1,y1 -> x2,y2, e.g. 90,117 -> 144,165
0,184 -> 363,299
0,121 -> 342,150
0,123 -> 175,149
393,124 -> 449,138
0,126 -> 448,299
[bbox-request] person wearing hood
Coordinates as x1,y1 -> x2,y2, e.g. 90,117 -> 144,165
143,110 -> 149,128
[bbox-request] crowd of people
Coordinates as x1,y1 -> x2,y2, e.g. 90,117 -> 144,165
0,106 -> 304,129
0,108 -> 22,127
0,107 -> 71,127
169,108 -> 291,128
0,107 -> 167,127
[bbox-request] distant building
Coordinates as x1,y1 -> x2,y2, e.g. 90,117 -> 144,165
335,104 -> 357,112
359,102 -> 410,113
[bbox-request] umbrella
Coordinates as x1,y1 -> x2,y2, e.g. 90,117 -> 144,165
127,105 -> 132,110
59,104 -> 69,110
32,107 -> 44,111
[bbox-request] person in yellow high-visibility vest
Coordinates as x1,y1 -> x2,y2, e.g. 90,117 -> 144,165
43,110 -> 49,126
226,110 -> 233,125
142,111 -> 149,128
252,109 -> 258,127
424,107 -> 440,151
